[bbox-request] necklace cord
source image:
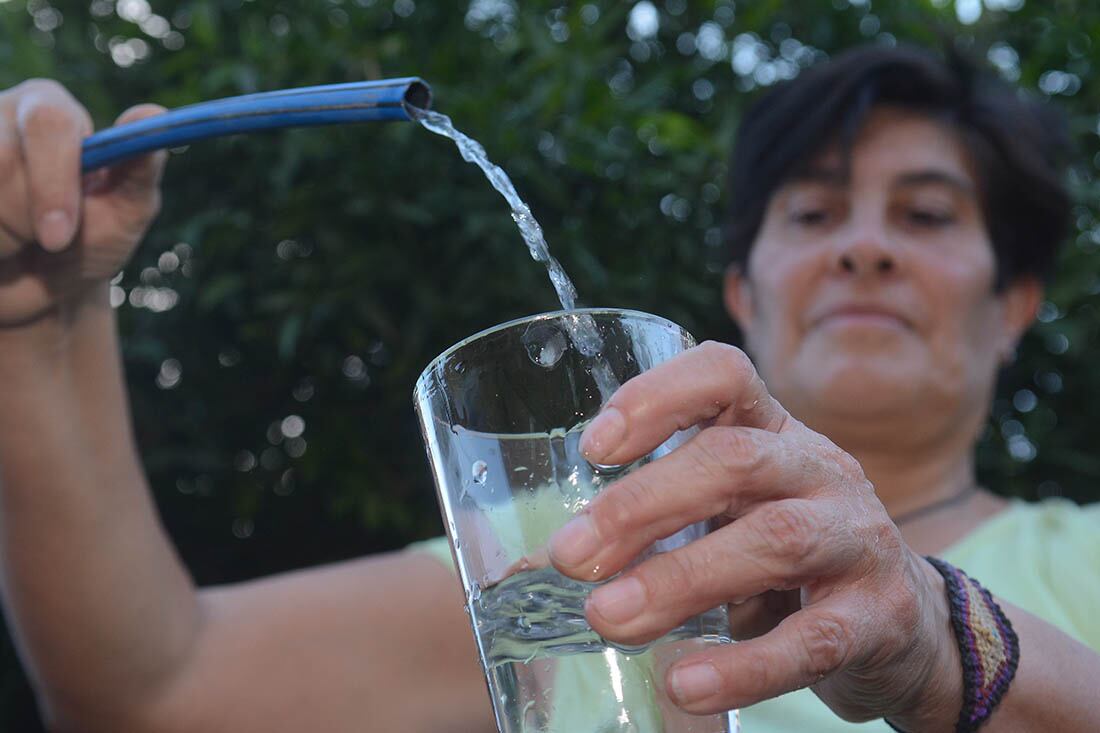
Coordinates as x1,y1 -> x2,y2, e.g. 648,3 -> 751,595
891,484 -> 978,526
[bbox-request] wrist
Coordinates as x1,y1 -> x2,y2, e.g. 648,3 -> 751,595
0,283 -> 110,375
885,554 -> 963,732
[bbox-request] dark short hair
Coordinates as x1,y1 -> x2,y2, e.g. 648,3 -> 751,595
723,43 -> 1072,289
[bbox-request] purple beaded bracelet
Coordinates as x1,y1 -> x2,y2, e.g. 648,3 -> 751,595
885,557 -> 1019,732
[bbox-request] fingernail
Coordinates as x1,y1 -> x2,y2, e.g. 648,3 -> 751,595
37,210 -> 74,251
590,576 -> 647,624
670,662 -> 721,704
549,514 -> 600,568
580,406 -> 626,463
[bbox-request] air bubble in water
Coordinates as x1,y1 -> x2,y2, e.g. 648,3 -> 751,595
536,336 -> 566,368
522,323 -> 568,369
472,460 -> 488,484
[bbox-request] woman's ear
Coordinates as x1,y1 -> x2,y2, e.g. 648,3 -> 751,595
723,264 -> 754,333
998,276 -> 1043,362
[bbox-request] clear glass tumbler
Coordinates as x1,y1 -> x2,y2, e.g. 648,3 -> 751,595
414,308 -> 739,733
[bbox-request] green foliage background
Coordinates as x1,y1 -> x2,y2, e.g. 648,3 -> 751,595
0,0 -> 1098,726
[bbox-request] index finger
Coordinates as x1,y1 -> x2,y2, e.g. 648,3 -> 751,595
12,79 -> 92,252
580,341 -> 792,466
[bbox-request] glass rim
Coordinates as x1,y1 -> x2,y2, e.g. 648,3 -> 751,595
413,307 -> 690,395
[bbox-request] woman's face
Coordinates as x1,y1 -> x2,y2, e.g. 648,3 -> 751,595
726,106 -> 1040,442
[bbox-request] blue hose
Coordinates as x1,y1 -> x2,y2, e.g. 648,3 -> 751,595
81,77 -> 431,172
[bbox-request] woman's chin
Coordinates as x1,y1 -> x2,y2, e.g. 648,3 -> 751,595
783,356 -> 928,420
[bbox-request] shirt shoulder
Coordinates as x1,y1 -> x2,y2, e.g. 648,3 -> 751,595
943,498 -> 1100,651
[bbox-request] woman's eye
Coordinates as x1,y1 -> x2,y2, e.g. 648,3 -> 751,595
791,209 -> 830,226
907,209 -> 955,227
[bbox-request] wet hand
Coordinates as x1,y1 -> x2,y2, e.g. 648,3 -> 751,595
548,342 -> 957,725
0,79 -> 166,328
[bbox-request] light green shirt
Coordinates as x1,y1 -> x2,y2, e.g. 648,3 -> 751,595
409,499 -> 1100,731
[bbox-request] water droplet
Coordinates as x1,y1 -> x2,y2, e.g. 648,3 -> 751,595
472,460 -> 488,484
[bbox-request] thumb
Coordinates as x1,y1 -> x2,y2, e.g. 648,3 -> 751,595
86,103 -> 169,196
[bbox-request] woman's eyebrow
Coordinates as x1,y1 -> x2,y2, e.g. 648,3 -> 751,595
892,169 -> 975,196
790,165 -> 847,186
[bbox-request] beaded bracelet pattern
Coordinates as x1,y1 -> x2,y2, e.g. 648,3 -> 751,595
886,558 -> 1020,732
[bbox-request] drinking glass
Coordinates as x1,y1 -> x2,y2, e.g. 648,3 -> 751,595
414,308 -> 739,733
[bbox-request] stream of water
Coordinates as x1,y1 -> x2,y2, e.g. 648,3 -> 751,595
414,108 -> 619,399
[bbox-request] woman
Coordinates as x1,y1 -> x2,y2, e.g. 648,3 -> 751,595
0,43 -> 1096,732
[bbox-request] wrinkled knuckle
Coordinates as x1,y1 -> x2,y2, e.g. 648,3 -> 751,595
755,502 -> 819,564
872,512 -> 903,552
832,450 -> 865,482
800,613 -> 852,677
853,478 -> 877,505
694,427 -> 757,481
807,438 -> 862,485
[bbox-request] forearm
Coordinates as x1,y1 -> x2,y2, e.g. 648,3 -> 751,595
982,602 -> 1100,732
0,286 -> 199,729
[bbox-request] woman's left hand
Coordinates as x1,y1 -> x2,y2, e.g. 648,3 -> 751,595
548,341 -> 959,728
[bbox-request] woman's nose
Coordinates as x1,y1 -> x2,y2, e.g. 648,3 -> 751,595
837,250 -> 896,275
833,231 -> 898,278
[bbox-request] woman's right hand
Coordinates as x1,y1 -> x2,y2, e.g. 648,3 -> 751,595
0,79 -> 167,329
